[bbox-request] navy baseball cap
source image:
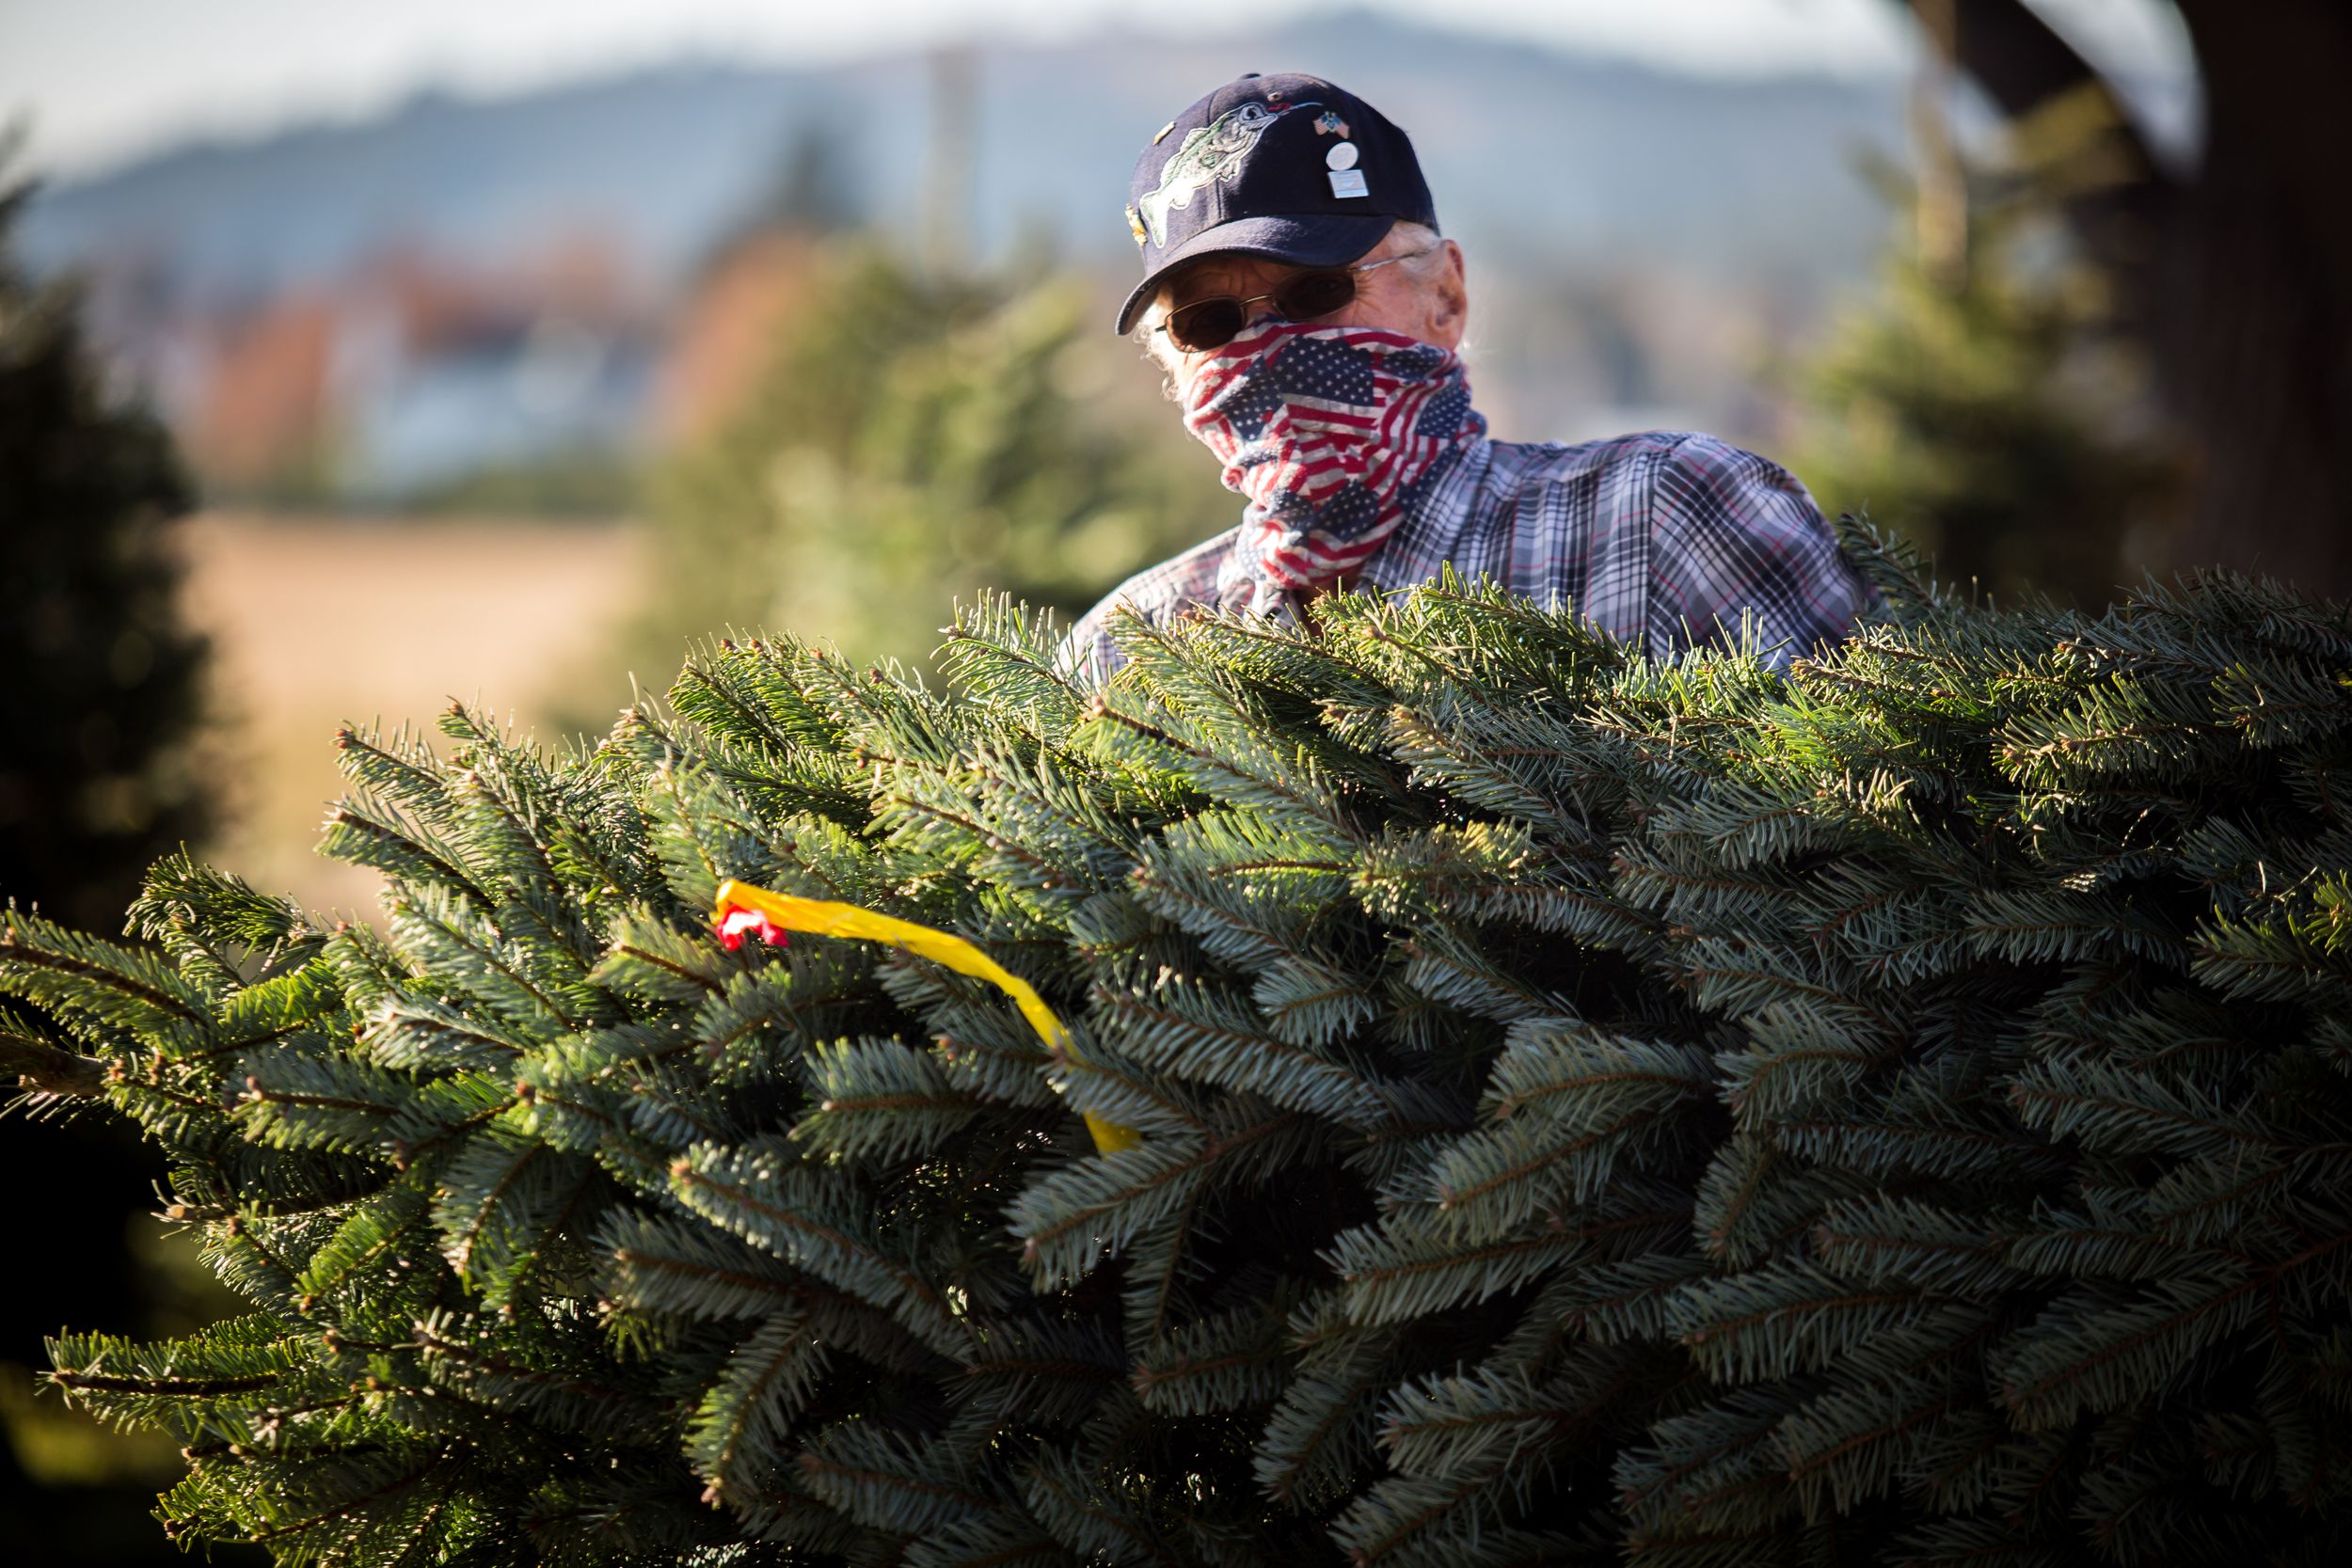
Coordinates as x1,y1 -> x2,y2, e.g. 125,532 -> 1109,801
1115,72 -> 1438,335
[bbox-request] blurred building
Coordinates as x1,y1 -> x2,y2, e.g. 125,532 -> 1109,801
135,235 -> 659,506
652,229 -> 821,448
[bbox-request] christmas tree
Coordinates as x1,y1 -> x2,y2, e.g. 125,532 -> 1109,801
618,244 -> 1225,681
8,528 -> 2352,1564
1788,87 -> 2179,610
0,166 -> 208,938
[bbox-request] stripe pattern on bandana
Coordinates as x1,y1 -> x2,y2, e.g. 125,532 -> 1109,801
1181,319 -> 1486,601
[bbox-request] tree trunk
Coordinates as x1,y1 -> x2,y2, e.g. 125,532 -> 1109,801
2168,1 -> 2352,597
1907,0 -> 2352,599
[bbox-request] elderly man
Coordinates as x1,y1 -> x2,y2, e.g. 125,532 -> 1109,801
1058,71 -> 1876,684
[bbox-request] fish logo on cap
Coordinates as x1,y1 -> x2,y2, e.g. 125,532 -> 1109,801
1136,99 -> 1315,247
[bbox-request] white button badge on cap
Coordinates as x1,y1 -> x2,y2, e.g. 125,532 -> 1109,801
1326,139 -> 1368,198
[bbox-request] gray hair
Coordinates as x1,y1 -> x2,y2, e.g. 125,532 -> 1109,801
1130,220 -> 1452,392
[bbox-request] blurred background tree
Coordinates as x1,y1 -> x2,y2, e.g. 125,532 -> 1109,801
0,175 -> 207,929
1899,0 -> 2352,598
1787,86 -> 2181,608
610,240 -> 1226,684
0,161 -> 249,1562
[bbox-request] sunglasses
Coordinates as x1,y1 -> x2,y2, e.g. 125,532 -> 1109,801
1152,248 -> 1437,354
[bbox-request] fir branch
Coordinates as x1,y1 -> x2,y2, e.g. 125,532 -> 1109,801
0,1023 -> 104,1095
671,1142 -> 969,1357
0,909 -> 212,1029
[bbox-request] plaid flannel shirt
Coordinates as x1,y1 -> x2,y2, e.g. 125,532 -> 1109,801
1056,429 -> 1876,685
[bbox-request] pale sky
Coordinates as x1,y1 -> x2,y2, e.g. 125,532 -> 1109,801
1,0 -> 2194,177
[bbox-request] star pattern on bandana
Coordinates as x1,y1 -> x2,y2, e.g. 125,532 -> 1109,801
1311,483 -> 1380,541
1216,376 -> 1289,443
1417,376 -> 1472,440
1264,334 -> 1379,404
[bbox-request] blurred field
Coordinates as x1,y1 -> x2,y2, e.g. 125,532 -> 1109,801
178,513 -> 644,916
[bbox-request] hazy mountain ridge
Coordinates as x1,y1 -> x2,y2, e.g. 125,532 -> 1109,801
19,14 -> 1906,302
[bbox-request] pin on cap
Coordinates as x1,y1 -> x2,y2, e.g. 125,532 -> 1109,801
1326,142 -> 1358,170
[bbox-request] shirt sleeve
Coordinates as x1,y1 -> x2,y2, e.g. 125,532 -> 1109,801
1052,526 -> 1246,688
1640,433 -> 1876,668
1052,599 -> 1125,689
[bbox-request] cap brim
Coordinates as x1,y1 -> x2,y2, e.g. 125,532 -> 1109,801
1113,213 -> 1399,335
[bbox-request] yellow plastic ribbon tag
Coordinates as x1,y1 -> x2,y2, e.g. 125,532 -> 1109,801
710,879 -> 1139,1154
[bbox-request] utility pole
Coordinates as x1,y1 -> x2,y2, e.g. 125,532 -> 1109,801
924,44 -> 978,278
1910,0 -> 1969,293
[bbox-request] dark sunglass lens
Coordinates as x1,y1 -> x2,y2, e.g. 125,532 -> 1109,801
1168,298 -> 1247,352
1275,271 -> 1358,322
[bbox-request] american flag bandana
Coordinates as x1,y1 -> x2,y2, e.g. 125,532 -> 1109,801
1180,319 -> 1487,598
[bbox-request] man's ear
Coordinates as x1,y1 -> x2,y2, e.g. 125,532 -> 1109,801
1425,240 -> 1469,348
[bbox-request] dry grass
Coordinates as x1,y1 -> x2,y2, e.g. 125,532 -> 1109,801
177,512 -> 644,917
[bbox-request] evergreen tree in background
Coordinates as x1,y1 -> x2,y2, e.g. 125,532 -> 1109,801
0,169 -> 208,932
1788,89 -> 2179,610
616,244 -> 1225,681
10,526 -> 2352,1563
0,162 -> 230,1565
